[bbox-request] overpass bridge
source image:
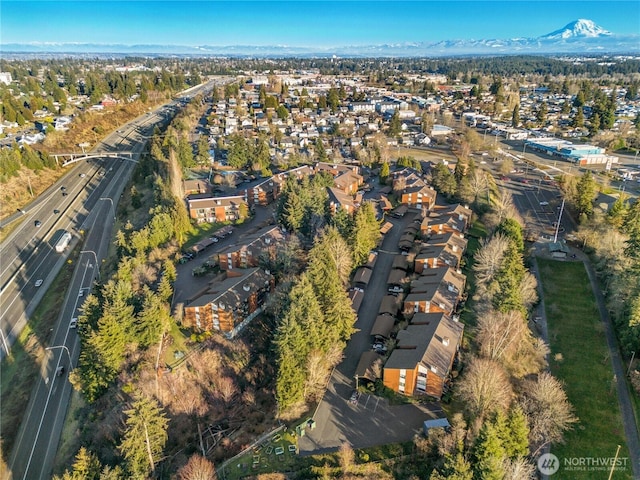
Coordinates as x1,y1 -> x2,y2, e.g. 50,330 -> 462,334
52,151 -> 137,167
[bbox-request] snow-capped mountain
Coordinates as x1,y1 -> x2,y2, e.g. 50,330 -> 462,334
2,19 -> 638,57
540,19 -> 612,40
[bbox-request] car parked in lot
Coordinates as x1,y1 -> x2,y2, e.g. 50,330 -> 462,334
349,390 -> 360,405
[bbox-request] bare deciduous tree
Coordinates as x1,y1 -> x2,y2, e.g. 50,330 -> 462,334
457,358 -> 513,420
520,372 -> 578,454
177,454 -> 217,480
519,272 -> 539,310
216,376 -> 238,405
503,456 -> 536,480
338,442 -> 355,476
473,233 -> 510,291
476,309 -> 546,378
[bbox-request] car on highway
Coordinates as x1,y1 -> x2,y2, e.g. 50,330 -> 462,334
79,173 -> 86,178
62,192 -> 68,196
34,220 -> 42,227
78,288 -> 85,297
53,209 -> 60,214
69,318 -> 78,329
56,366 -> 65,377
35,279 -> 43,287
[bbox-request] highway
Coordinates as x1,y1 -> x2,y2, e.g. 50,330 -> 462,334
4,80 -> 217,480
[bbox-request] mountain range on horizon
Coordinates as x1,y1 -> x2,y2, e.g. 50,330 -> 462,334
2,19 -> 639,57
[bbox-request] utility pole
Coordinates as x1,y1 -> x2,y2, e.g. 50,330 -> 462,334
553,198 -> 565,243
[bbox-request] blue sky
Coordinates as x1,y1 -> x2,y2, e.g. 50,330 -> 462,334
2,1 -> 638,46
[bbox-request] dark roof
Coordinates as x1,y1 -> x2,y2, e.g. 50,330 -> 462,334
186,268 -> 272,309
392,255 -> 409,271
379,295 -> 401,315
353,267 -> 373,285
387,268 -> 408,286
355,352 -> 384,382
384,316 -> 464,375
371,314 -> 396,338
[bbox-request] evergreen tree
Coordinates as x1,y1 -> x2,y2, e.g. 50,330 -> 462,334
511,106 -> 520,127
572,108 -> 585,128
388,110 -> 402,136
380,161 -> 390,184
503,406 -> 530,459
473,422 -> 506,480
574,170 -> 597,218
430,442 -> 473,480
119,395 -> 168,479
351,202 -> 381,266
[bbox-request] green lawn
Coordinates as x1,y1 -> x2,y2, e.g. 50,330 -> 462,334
538,258 -> 631,480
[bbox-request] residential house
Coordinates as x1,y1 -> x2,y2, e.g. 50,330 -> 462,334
187,194 -> 247,223
328,187 -> 357,215
393,169 -> 437,209
215,225 -> 285,270
183,268 -> 274,337
403,267 -> 466,316
383,313 -> 463,397
414,243 -> 463,273
420,204 -> 472,237
423,232 -> 468,255
333,170 -> 364,195
183,178 -> 212,195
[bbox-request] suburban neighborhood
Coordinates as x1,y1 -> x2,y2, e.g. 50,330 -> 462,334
1,23 -> 640,480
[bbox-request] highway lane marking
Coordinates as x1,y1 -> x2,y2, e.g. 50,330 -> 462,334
20,260 -> 93,479
0,156 -> 133,353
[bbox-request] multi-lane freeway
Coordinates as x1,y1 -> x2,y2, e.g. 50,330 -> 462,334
3,80 -> 217,480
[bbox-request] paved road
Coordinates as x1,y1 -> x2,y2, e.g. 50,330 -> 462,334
299,211 -> 442,454
5,81 -> 219,480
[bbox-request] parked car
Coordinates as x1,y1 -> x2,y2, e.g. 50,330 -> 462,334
349,390 -> 360,405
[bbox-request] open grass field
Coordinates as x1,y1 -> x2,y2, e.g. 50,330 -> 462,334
538,258 -> 631,480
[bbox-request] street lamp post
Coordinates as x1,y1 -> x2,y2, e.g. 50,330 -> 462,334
99,197 -> 115,220
46,345 -> 73,370
81,250 -> 100,280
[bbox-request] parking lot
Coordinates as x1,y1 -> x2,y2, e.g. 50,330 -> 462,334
298,211 -> 443,455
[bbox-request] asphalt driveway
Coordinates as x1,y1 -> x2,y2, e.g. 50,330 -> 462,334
299,210 -> 443,454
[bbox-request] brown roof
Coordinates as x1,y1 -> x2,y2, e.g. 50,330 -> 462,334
353,267 -> 373,285
424,232 -> 468,253
355,352 -> 384,382
392,255 -> 409,271
348,289 -> 364,313
384,315 -> 464,376
186,268 -> 272,308
371,315 -> 396,338
387,268 -> 408,286
379,294 -> 401,315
